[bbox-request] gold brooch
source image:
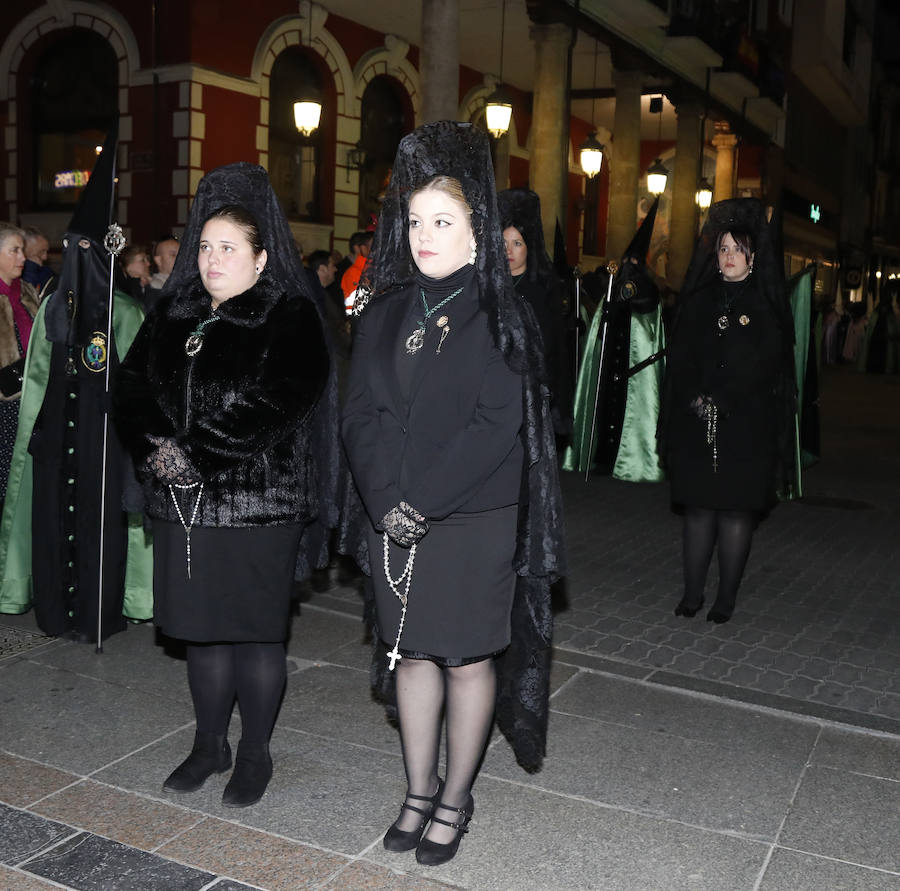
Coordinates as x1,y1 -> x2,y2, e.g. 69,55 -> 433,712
739,314 -> 750,326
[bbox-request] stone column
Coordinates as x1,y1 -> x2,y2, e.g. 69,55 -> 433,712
421,0 -> 459,123
712,121 -> 738,203
606,70 -> 643,260
668,99 -> 703,290
530,21 -> 572,251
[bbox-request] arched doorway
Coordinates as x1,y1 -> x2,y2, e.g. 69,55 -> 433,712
31,30 -> 117,211
358,76 -> 411,228
269,48 -> 329,223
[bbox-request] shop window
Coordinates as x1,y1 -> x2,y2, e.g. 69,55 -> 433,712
358,76 -> 410,228
32,31 -> 117,210
268,48 -> 324,222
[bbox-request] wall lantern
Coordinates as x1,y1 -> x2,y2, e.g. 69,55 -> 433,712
485,88 -> 513,138
580,39 -> 605,178
647,158 -> 668,195
345,142 -> 366,181
695,178 -> 713,209
646,95 -> 668,195
484,0 -> 512,138
294,2 -> 322,137
293,98 -> 321,137
579,132 -> 605,178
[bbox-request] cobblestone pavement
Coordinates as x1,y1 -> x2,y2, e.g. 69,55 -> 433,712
553,364 -> 900,733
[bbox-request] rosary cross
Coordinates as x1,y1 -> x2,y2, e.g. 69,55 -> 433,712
387,645 -> 403,670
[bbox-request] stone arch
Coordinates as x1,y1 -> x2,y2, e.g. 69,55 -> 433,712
353,37 -> 420,125
252,11 -> 353,116
0,2 -> 140,102
1,2 -> 139,224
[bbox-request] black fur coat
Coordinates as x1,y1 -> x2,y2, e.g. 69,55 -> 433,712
114,276 -> 329,528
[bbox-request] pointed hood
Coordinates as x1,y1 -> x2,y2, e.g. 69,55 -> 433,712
621,196 -> 659,265
45,118 -> 121,345
612,197 -> 660,313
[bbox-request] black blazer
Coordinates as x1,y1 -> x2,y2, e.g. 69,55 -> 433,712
342,284 -> 524,525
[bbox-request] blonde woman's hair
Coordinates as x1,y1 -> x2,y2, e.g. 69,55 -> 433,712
412,176 -> 473,217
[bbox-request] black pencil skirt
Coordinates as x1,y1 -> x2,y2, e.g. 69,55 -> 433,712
152,519 -> 302,643
370,504 -> 518,662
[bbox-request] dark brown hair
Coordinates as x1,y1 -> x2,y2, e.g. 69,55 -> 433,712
204,205 -> 265,256
716,229 -> 754,261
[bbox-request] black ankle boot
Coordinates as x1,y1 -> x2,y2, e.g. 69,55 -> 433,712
222,740 -> 273,808
163,732 -> 231,793
383,778 -> 444,852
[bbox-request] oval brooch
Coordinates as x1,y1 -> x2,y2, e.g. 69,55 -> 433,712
739,314 -> 750,326
82,332 -> 108,372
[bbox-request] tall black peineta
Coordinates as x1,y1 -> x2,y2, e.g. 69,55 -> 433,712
360,122 -> 544,381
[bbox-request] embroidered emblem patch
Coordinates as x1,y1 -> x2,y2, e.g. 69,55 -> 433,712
82,332 -> 108,372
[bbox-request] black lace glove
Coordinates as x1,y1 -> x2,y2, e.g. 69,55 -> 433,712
690,395 -> 715,420
382,501 -> 429,548
142,435 -> 201,486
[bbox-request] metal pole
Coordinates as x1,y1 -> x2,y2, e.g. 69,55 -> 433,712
95,223 -> 125,652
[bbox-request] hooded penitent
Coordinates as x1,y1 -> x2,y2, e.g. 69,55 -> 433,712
563,198 -> 666,481
340,121 -> 565,772
497,188 -> 573,434
0,121 -> 153,641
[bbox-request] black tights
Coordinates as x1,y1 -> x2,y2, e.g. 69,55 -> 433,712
682,507 -> 755,616
393,656 -> 496,844
186,642 -> 286,743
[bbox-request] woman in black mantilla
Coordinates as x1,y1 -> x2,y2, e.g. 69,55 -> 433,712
497,188 -> 571,434
341,122 -> 564,867
114,163 -> 337,808
660,198 -> 795,623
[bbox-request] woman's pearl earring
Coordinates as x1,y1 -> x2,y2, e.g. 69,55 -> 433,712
468,245 -> 477,265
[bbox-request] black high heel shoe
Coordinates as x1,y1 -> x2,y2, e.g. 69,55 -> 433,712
674,597 -> 704,618
415,794 -> 474,866
383,778 -> 444,852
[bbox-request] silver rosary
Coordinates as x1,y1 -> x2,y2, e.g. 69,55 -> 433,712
382,533 -> 417,670
169,482 -> 204,578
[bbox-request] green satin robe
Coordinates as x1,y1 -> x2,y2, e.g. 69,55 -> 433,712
0,292 -> 153,621
563,300 -> 666,482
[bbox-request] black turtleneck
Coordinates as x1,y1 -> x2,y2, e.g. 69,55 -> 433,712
414,262 -> 476,300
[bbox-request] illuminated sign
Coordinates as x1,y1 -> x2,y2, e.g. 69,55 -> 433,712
809,203 -> 821,223
54,170 -> 92,189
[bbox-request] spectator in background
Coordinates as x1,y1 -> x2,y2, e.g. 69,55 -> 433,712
340,231 -> 373,315
22,226 -> 55,296
0,223 -> 41,498
150,236 -> 179,290
121,244 -> 160,310
307,249 -> 351,375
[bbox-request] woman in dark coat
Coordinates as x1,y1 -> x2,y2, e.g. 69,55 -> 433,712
661,198 -> 795,623
114,163 -> 337,808
341,122 -> 564,867
497,189 -> 571,434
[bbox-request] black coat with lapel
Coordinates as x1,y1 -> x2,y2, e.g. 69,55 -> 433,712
342,282 -> 523,525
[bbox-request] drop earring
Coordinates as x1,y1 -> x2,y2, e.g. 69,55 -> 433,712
468,244 -> 477,265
